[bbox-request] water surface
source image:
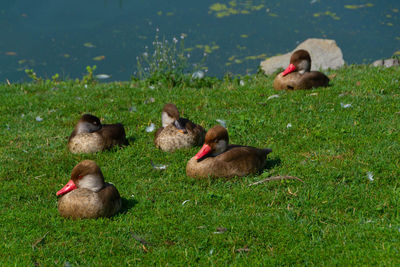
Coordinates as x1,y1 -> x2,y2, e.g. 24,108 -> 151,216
1,0 -> 399,81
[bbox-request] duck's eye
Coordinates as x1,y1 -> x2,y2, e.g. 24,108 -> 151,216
93,121 -> 97,125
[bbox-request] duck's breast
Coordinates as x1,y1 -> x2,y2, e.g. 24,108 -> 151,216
68,133 -> 104,154
58,184 -> 121,219
273,72 -> 302,90
155,125 -> 203,152
58,188 -> 104,219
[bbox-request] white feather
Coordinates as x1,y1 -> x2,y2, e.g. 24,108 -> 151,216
146,123 -> 155,132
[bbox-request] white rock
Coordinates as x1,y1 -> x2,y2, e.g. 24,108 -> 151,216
260,38 -> 345,74
372,58 -> 399,67
384,58 -> 399,68
372,59 -> 384,67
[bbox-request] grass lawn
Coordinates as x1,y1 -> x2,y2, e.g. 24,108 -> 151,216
1,65 -> 400,265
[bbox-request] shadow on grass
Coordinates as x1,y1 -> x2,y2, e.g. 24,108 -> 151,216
263,156 -> 281,172
119,197 -> 138,214
127,136 -> 135,145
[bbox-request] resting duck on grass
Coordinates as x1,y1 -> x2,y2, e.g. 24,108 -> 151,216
273,49 -> 329,90
154,103 -> 205,152
186,125 -> 272,178
68,114 -> 128,154
57,160 -> 121,219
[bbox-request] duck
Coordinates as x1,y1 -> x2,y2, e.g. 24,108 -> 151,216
57,160 -> 121,219
186,125 -> 272,178
273,49 -> 330,90
68,114 -> 128,154
154,103 -> 205,152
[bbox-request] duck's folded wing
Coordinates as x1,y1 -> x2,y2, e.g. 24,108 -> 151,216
101,123 -> 128,146
154,127 -> 164,142
221,146 -> 271,163
98,183 -> 121,217
181,118 -> 205,144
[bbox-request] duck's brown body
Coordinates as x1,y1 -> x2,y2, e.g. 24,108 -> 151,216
273,49 -> 329,90
68,114 -> 128,154
273,71 -> 329,90
154,103 -> 205,152
154,122 -> 205,152
56,160 -> 122,219
186,125 -> 272,178
186,145 -> 271,178
58,183 -> 121,219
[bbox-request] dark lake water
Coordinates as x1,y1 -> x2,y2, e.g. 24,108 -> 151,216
1,0 -> 399,81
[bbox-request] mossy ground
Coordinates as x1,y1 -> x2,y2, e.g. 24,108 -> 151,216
1,66 -> 400,265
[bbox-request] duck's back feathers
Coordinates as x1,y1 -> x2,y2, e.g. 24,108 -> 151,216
300,71 -> 330,89
100,123 -> 129,147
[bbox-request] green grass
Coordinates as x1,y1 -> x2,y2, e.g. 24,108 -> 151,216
1,65 -> 400,265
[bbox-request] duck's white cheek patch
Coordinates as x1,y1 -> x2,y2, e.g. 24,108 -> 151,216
78,174 -> 103,192
297,60 -> 310,73
214,140 -> 227,155
162,112 -> 175,128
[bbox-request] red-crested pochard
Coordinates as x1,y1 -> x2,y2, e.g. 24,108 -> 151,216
186,125 -> 272,178
273,49 -> 329,90
154,103 -> 205,152
68,114 -> 128,154
57,160 -> 121,219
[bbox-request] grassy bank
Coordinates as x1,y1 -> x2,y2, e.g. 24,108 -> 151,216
1,65 -> 400,265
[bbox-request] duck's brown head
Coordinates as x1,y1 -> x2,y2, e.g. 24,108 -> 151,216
76,114 -> 102,134
161,103 -> 187,133
195,125 -> 229,160
56,160 -> 105,196
282,49 -> 312,76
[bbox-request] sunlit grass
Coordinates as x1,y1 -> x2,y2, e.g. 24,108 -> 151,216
0,65 -> 400,265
